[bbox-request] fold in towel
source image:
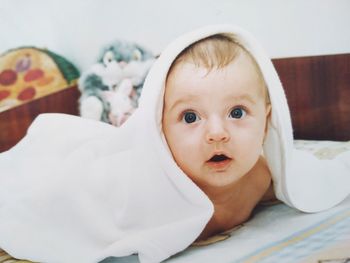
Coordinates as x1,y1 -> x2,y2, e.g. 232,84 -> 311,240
0,24 -> 349,263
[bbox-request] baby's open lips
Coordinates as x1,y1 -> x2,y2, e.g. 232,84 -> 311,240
207,154 -> 232,163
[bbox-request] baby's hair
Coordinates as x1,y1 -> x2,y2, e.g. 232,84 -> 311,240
171,34 -> 240,69
168,34 -> 270,103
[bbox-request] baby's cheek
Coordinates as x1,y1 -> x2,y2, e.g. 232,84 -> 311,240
233,130 -> 263,155
173,137 -> 199,161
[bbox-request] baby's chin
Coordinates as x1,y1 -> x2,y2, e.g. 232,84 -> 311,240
193,171 -> 245,190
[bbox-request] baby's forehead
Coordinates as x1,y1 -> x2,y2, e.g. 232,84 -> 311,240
164,56 -> 268,106
167,62 -> 261,95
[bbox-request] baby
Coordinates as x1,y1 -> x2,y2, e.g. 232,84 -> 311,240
162,34 -> 275,240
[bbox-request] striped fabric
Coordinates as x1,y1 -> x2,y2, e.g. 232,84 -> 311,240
238,209 -> 350,263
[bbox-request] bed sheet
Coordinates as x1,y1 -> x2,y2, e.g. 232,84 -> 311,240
99,196 -> 350,263
2,197 -> 349,263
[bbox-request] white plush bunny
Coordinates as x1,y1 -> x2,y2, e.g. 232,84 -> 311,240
102,79 -> 135,127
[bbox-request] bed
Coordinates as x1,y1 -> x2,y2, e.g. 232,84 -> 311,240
1,53 -> 349,263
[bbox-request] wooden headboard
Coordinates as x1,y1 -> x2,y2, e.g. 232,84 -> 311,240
0,53 -> 349,152
273,53 -> 350,141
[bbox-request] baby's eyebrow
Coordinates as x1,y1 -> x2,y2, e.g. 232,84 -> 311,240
229,94 -> 257,104
166,94 -> 199,111
166,93 -> 257,111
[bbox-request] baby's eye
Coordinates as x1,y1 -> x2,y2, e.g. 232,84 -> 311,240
182,111 -> 200,124
229,107 -> 246,119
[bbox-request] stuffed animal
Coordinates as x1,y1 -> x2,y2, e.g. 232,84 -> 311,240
102,78 -> 135,127
78,40 -> 155,125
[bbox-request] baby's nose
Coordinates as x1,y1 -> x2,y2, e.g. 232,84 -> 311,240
205,118 -> 230,143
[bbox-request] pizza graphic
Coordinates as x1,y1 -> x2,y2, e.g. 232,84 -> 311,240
0,47 -> 80,112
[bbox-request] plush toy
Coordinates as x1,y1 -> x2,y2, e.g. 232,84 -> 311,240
102,78 -> 135,127
78,40 -> 155,125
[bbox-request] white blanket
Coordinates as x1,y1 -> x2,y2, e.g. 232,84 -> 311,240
0,24 -> 349,263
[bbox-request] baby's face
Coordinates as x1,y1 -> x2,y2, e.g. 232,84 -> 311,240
162,52 -> 271,189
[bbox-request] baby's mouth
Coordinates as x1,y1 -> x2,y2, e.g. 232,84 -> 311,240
208,154 -> 231,163
206,154 -> 232,170
207,154 -> 232,166
206,153 -> 233,168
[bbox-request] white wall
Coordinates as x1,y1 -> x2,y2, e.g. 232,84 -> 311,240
0,0 -> 349,71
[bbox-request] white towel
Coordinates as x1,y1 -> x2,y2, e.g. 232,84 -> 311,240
0,24 -> 349,263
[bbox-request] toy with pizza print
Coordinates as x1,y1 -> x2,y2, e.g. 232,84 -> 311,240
0,46 -> 80,112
